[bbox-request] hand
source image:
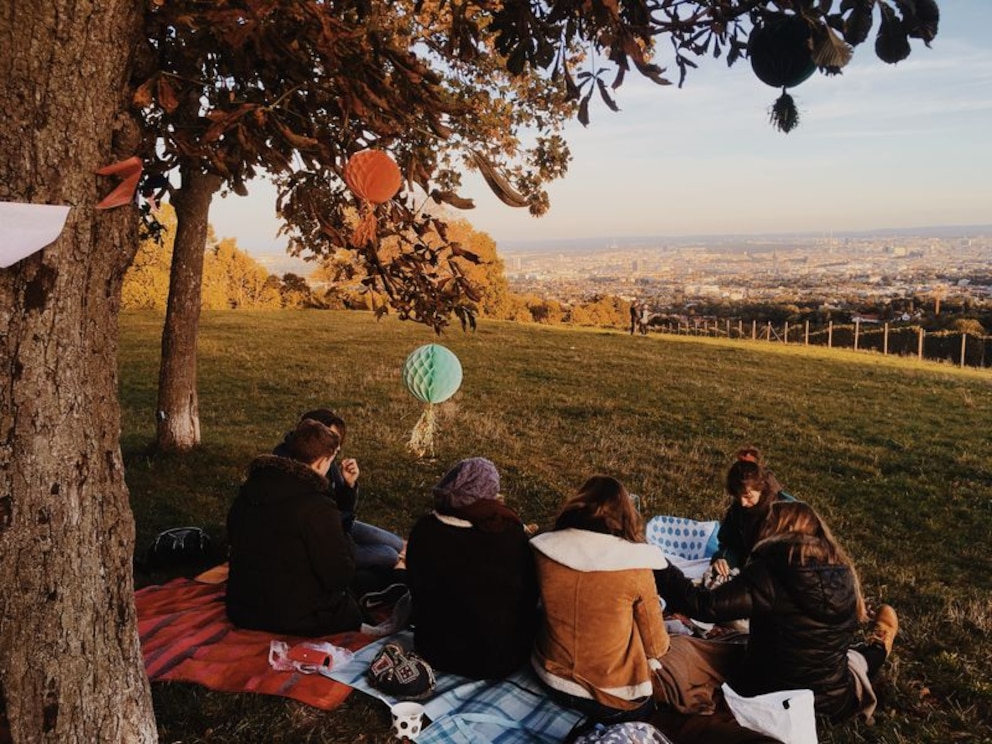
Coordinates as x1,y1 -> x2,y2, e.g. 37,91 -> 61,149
339,457 -> 360,488
711,558 -> 730,578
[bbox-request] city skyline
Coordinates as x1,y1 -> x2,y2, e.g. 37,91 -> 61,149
209,1 -> 992,258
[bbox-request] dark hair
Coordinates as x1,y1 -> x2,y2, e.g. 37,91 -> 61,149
556,475 -> 644,543
725,447 -> 780,503
286,419 -> 340,465
756,501 -> 868,622
300,409 -> 347,446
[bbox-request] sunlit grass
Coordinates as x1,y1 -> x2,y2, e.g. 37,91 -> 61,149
119,309 -> 992,743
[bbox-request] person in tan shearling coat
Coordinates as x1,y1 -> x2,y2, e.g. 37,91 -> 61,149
531,475 -> 671,723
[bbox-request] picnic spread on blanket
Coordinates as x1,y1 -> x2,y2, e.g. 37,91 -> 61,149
135,576 -> 583,742
134,511 -> 792,743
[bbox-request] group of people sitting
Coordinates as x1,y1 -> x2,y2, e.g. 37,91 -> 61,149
225,411 -> 899,735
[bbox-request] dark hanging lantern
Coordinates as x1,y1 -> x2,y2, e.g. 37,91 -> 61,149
748,14 -> 817,133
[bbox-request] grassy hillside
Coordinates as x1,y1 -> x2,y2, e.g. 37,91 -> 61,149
120,309 -> 992,743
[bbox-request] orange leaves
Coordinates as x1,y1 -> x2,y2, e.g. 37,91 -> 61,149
157,77 -> 179,113
202,104 -> 261,144
275,121 -> 319,150
131,75 -> 179,113
133,79 -> 155,109
466,149 -> 529,209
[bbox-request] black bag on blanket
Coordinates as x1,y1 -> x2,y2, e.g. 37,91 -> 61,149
367,642 -> 436,701
144,526 -> 218,571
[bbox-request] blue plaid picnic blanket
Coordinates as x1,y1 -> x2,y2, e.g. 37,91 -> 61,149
326,632 -> 583,743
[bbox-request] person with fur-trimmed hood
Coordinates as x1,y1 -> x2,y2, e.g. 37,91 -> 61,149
531,475 -> 671,723
226,419 -> 362,635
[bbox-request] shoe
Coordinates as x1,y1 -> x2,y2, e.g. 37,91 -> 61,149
360,582 -> 410,612
867,604 -> 899,656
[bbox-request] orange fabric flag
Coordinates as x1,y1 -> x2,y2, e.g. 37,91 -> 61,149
95,156 -> 142,209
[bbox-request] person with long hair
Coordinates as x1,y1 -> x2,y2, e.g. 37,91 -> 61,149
655,500 -> 898,722
709,447 -> 792,582
531,475 -> 671,723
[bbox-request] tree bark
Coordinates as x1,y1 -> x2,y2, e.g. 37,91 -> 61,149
0,1 -> 157,742
154,167 -> 221,452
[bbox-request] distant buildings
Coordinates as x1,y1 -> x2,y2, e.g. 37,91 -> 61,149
504,230 -> 992,314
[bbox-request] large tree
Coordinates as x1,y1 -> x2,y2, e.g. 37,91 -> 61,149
0,1 -> 157,742
139,0 -> 560,450
137,0 -> 939,451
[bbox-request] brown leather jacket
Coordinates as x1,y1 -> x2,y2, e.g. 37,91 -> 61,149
530,529 -> 671,710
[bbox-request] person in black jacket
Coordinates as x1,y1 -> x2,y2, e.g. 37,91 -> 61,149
406,457 -> 539,680
656,500 -> 898,723
226,419 -> 362,635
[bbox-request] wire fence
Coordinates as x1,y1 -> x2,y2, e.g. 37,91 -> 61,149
652,317 -> 992,370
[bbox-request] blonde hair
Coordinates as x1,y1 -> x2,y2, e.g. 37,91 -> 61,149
556,475 -> 644,543
757,501 -> 868,621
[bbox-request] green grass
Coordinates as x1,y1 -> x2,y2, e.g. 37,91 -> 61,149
120,309 -> 992,743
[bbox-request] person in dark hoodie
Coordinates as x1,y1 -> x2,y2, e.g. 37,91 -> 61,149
405,457 -> 538,679
655,500 -> 899,723
226,419 -> 362,635
274,409 -> 406,571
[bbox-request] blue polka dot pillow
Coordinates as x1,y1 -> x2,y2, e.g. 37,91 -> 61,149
646,516 -> 720,561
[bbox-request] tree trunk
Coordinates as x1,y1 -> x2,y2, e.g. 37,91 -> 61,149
0,1 -> 157,742
154,168 -> 221,452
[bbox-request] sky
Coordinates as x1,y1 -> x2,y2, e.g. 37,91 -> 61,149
209,0 -> 992,257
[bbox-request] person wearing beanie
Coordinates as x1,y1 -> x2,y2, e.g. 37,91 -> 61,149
405,457 -> 539,679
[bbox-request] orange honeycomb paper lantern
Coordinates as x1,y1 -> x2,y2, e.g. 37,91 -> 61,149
343,149 -> 403,204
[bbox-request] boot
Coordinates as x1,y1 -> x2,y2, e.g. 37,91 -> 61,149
867,604 -> 899,656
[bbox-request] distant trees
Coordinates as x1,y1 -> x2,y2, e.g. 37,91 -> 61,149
568,295 -> 630,327
203,238 -> 282,309
124,208 -> 294,311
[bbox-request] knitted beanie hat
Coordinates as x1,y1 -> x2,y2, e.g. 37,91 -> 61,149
433,457 -> 500,510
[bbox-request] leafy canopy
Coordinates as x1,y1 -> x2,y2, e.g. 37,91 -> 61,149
134,0 -> 938,329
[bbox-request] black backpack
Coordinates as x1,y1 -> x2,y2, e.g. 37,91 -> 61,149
144,526 -> 217,571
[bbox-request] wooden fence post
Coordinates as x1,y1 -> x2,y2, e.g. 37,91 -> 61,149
883,322 -> 889,355
854,319 -> 860,351
738,319 -> 743,338
961,334 -> 967,368
784,321 -> 789,345
726,319 -> 731,338
918,327 -> 925,360
765,322 -> 772,341
752,320 -> 757,340
804,320 -> 810,346
828,321 -> 833,349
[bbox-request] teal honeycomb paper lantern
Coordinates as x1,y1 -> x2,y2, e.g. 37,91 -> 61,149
402,344 -> 462,404
402,344 -> 462,457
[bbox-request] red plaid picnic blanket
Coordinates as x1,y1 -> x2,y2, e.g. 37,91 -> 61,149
136,575 -> 373,710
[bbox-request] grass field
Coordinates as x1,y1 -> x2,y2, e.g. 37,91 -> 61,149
120,309 -> 992,743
